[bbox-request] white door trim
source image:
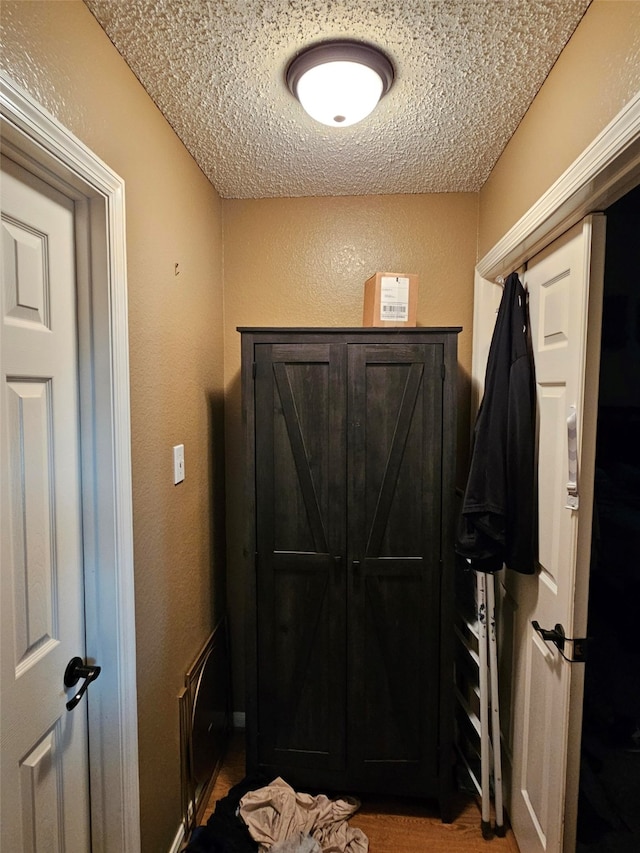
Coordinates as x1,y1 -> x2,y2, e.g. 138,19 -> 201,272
0,72 -> 140,851
478,90 -> 640,282
473,91 -> 640,402
473,91 -> 640,853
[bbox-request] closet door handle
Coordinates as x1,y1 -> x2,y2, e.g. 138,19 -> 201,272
64,656 -> 101,711
532,621 -> 588,663
351,560 -> 361,583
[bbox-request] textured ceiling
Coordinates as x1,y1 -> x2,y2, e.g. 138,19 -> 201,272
84,0 -> 591,199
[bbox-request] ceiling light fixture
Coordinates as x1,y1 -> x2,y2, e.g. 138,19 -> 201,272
286,41 -> 394,128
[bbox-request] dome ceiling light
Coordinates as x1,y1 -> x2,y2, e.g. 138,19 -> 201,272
286,41 -> 394,128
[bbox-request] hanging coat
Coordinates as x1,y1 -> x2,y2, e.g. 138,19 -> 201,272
456,272 -> 536,574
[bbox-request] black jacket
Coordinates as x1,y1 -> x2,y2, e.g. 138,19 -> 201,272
456,272 -> 536,573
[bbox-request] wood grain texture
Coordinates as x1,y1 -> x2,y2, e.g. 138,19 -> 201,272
203,732 -> 520,853
243,330 -> 460,812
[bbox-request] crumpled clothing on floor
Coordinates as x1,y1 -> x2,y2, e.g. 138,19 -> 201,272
271,832 -> 322,853
239,777 -> 368,853
184,774 -> 268,853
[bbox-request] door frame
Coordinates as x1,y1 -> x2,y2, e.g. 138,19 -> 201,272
1,73 -> 140,851
472,92 -> 640,852
474,91 -> 640,392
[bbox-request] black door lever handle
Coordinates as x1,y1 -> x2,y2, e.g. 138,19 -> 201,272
64,656 -> 101,711
532,621 -> 588,663
532,621 -> 566,647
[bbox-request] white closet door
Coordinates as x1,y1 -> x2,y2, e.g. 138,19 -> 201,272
506,215 -> 605,853
1,155 -> 91,852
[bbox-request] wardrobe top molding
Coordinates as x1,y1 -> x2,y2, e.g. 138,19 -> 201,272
237,326 -> 463,334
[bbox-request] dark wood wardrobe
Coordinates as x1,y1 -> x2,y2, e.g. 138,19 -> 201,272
239,327 -> 460,819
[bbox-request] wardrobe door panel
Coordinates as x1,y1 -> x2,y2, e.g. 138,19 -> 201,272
347,343 -> 443,791
254,343 -> 346,772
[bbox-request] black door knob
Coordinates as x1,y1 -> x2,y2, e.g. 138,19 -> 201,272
64,656 -> 101,711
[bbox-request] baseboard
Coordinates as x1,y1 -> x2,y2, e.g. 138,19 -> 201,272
169,822 -> 185,853
172,713 -> 244,851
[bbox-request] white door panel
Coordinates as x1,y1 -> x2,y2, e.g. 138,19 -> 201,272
507,215 -> 605,853
1,155 -> 91,851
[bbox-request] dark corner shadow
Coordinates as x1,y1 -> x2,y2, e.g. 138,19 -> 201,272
208,386 -> 228,627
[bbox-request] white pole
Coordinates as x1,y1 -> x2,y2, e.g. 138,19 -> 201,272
477,571 -> 492,839
487,573 -> 505,836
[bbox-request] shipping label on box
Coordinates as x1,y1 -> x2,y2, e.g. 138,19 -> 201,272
379,275 -> 410,322
363,272 -> 418,327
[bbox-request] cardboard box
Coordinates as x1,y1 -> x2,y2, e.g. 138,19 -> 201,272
363,272 -> 418,327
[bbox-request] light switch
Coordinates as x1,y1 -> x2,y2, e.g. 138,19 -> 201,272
173,444 -> 185,484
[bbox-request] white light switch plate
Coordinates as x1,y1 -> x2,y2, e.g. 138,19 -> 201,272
173,444 -> 185,484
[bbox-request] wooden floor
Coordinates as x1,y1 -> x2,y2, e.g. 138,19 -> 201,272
202,731 -> 520,853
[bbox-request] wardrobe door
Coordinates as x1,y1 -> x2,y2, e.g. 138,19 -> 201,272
253,342 -> 347,777
347,342 -> 444,794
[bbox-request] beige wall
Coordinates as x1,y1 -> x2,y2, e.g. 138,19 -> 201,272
479,0 -> 640,257
1,3 -> 225,851
222,193 -> 478,707
3,0 -> 639,850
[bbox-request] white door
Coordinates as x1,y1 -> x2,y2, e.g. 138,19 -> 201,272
1,155 -> 92,850
504,215 -> 606,853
